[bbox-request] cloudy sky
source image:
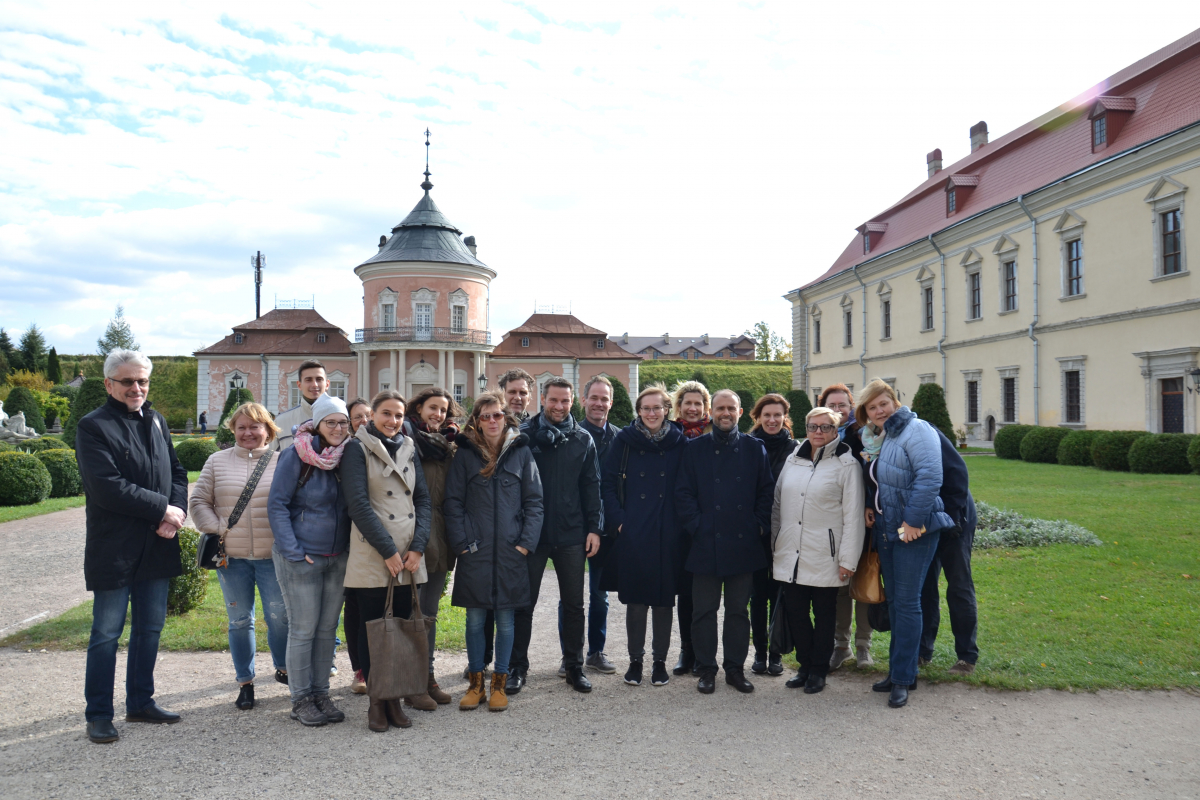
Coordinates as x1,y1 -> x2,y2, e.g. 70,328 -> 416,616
3,1 -> 1199,356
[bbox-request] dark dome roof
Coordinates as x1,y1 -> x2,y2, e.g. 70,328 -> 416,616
358,190 -> 487,268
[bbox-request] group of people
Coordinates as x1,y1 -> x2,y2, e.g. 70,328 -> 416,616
76,349 -> 979,744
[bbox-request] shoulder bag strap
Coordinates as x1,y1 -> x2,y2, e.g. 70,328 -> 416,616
216,451 -> 274,568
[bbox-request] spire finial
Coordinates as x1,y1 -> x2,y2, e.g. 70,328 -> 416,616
420,128 -> 433,192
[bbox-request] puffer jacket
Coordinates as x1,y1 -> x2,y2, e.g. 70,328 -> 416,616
266,446 -> 351,562
189,444 -> 279,559
872,406 -> 951,542
444,429 -> 544,610
402,418 -> 457,574
771,438 -> 865,587
520,412 -> 602,550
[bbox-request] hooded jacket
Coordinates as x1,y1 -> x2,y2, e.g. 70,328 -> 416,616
871,406 -> 953,542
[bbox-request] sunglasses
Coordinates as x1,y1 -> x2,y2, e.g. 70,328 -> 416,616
477,412 -> 506,423
112,378 -> 150,388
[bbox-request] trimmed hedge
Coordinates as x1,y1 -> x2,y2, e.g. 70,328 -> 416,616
1057,430 -> 1103,466
168,527 -> 208,615
1092,431 -> 1151,472
175,438 -> 219,472
1190,435 -> 1200,474
36,448 -> 83,497
4,386 -> 46,434
993,424 -> 1034,460
785,389 -> 813,433
18,437 -> 71,454
911,382 -> 955,442
736,390 -> 755,432
1020,427 -> 1073,464
0,451 -> 52,505
1128,433 -> 1195,474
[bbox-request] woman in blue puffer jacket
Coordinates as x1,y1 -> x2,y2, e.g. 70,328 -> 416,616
857,379 -> 953,709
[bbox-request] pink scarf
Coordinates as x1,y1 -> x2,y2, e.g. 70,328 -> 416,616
293,420 -> 346,470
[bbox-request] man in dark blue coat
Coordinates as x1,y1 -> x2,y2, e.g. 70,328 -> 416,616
919,429 -> 980,674
676,389 -> 774,695
75,350 -> 189,744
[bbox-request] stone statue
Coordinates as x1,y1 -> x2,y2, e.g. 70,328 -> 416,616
0,410 -> 40,443
0,400 -> 7,426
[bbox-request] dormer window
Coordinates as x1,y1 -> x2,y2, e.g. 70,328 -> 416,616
944,175 -> 979,217
1092,115 -> 1107,148
234,332 -> 244,344
863,234 -> 871,254
521,336 -> 530,347
856,222 -> 887,255
947,188 -> 956,215
595,339 -> 605,349
1088,96 -> 1135,152
317,332 -> 327,343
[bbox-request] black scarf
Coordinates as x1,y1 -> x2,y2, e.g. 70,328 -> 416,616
753,427 -> 793,460
533,411 -> 575,447
712,425 -> 739,446
364,420 -> 404,458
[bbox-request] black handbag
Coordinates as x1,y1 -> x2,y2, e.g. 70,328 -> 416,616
867,600 -> 891,633
768,585 -> 793,656
197,451 -> 274,570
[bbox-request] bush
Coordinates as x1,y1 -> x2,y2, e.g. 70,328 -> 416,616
785,389 -> 813,433
570,398 -> 584,422
1019,427 -> 1073,464
62,378 -> 107,449
638,362 -> 792,398
974,502 -> 1103,549
168,527 -> 208,615
175,438 -> 219,471
1127,433 -> 1195,474
911,382 -> 954,442
41,393 -> 70,427
1190,435 -> 1200,474
609,378 -> 634,428
51,384 -> 79,405
4,386 -> 46,434
0,441 -> 13,453
1091,430 -> 1151,472
18,437 -> 70,453
993,424 -> 1034,459
1057,430 -> 1103,466
0,451 -> 52,505
736,390 -> 755,432
35,448 -> 83,497
6,369 -> 53,393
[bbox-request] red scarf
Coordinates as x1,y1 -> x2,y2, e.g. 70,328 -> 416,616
680,416 -> 711,439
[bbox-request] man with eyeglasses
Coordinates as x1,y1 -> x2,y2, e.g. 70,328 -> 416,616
676,389 -> 774,695
276,360 -> 329,449
75,349 -> 189,743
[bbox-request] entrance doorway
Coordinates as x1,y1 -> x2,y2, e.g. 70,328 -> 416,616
411,383 -> 433,400
986,416 -> 996,441
1161,378 -> 1184,433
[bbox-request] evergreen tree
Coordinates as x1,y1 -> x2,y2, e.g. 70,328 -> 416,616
609,378 -> 634,427
97,304 -> 139,356
62,378 -> 108,448
736,390 -> 756,432
0,328 -> 14,372
0,350 -> 8,385
5,386 -> 47,434
911,382 -> 955,442
785,389 -> 812,433
18,325 -> 47,374
47,347 -> 62,385
570,397 -> 584,422
215,387 -> 255,446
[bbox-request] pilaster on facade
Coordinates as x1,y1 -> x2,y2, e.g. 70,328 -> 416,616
196,359 -> 210,420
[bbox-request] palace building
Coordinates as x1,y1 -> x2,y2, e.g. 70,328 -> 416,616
787,29 -> 1200,437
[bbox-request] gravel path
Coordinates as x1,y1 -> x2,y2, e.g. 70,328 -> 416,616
1,575 -> 1197,799
0,506 -> 88,636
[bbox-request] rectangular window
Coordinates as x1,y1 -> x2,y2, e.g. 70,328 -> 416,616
863,233 -> 870,255
967,380 -> 979,424
1064,371 -> 1081,423
451,305 -> 465,333
1162,377 -> 1184,433
454,384 -> 465,403
290,385 -> 300,408
882,300 -> 891,338
328,381 -> 346,401
1003,261 -> 1017,311
844,310 -> 853,347
1162,209 -> 1182,275
1066,240 -> 1083,296
969,272 -> 982,319
814,320 -> 821,352
520,336 -> 530,347
947,188 -> 956,215
730,350 -> 738,357
382,303 -> 396,329
595,339 -> 605,349
415,303 -> 432,339
1002,377 -> 1016,423
1092,115 -> 1106,148
923,286 -> 934,330
716,351 -> 724,358
652,351 -> 659,359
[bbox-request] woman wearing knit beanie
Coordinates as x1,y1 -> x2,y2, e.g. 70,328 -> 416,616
267,393 -> 352,728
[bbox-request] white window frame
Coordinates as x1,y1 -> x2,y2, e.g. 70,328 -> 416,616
811,304 -> 822,353
1056,356 -> 1086,428
916,266 -> 936,333
876,281 -> 892,341
993,233 -> 1020,314
962,369 -> 982,431
1145,176 -> 1188,281
449,288 -> 469,333
997,366 -> 1020,425
1053,209 -> 1087,300
378,287 -> 399,330
411,288 -> 436,340
960,247 -> 984,322
840,294 -> 853,349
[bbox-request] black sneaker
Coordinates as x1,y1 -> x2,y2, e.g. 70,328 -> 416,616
767,654 -> 784,676
751,654 -> 768,675
236,683 -> 255,710
624,661 -> 643,686
290,696 -> 327,727
650,660 -> 669,686
313,694 -> 345,723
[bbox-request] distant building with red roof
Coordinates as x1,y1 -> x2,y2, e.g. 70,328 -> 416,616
788,29 -> 1200,437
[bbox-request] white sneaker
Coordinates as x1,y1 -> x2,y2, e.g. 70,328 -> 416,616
855,646 -> 874,668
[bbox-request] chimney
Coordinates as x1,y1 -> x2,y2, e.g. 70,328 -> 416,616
970,121 -> 988,152
622,332 -> 628,344
378,235 -> 387,249
663,332 -> 670,343
464,235 -> 477,257
702,333 -> 709,345
926,148 -> 943,178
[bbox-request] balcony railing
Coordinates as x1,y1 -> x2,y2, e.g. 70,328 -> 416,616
355,326 -> 492,346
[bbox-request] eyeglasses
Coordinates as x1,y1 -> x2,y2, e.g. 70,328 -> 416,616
806,424 -> 837,433
112,378 -> 150,388
321,420 -> 350,429
478,412 -> 506,422
640,406 -> 665,414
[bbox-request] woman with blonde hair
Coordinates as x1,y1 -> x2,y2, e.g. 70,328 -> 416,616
667,379 -> 711,676
191,402 -> 287,710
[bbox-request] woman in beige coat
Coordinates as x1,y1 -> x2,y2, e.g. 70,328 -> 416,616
770,407 -> 865,695
189,402 -> 287,710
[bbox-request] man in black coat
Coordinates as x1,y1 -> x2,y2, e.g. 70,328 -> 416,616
676,389 -> 774,695
920,429 -> 980,674
75,350 -> 189,744
510,377 -> 603,694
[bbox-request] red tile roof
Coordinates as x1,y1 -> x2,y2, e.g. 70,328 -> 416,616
507,314 -> 607,336
195,309 -> 352,356
492,314 -> 639,359
799,28 -> 1200,293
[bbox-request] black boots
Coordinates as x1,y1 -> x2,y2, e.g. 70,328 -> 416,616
673,646 -> 696,676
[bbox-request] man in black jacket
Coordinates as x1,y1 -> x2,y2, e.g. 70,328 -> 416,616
676,389 -> 774,695
76,350 -> 189,744
510,377 -> 603,694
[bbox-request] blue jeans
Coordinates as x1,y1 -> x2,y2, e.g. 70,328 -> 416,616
216,557 -> 289,684
272,549 -> 347,702
466,608 -> 515,674
877,528 -> 941,686
84,578 -> 169,721
557,558 -> 608,657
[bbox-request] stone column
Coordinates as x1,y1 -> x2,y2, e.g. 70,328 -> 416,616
438,349 -> 447,390
446,349 -> 455,395
389,349 -> 398,393
358,351 -> 369,398
478,352 -> 487,392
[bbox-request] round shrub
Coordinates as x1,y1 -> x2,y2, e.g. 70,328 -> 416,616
19,437 -> 71,454
0,451 -> 52,505
785,389 -> 813,433
993,424 -> 1034,460
1057,430 -> 1103,466
35,448 -> 83,497
1019,427 -> 1073,464
168,527 -> 208,615
4,386 -> 46,434
609,379 -> 634,428
911,382 -> 955,442
175,438 -> 219,472
1127,433 -> 1195,474
0,441 -> 13,453
1189,435 -> 1200,474
1091,431 -> 1151,472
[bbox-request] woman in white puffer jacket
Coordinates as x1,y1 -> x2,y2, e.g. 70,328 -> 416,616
770,407 -> 865,695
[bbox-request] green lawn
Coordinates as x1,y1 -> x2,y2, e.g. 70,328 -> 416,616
1,571 -> 466,654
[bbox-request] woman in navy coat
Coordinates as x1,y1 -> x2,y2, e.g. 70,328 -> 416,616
600,384 -> 687,688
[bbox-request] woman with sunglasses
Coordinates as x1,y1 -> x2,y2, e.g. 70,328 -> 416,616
444,391 -> 543,713
770,406 -> 865,695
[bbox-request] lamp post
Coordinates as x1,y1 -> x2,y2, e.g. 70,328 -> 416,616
1190,367 -> 1200,391
478,373 -> 488,394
